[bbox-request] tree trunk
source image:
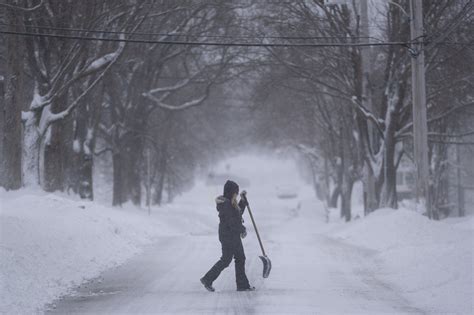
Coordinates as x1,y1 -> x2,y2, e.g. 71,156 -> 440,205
329,185 -> 341,208
127,164 -> 141,205
341,177 -> 354,222
70,108 -> 94,200
309,160 -> 320,199
323,155 -> 331,205
43,94 -> 67,192
456,145 -> 465,217
79,153 -> 93,200
153,149 -> 168,206
154,174 -> 165,205
111,137 -> 142,206
43,122 -> 65,192
166,175 -> 176,203
23,112 -> 42,186
125,139 -> 142,206
364,164 -> 377,214
379,138 -> 398,208
1,9 -> 24,190
431,141 -> 449,217
112,152 -> 124,206
72,143 -> 94,200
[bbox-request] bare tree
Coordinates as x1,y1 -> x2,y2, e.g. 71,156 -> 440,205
1,2 -> 25,190
19,1 -> 143,192
252,0 -> 473,218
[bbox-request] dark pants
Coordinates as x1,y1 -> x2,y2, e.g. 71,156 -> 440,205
202,235 -> 250,289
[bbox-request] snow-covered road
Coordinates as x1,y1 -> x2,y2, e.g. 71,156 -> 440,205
47,184 -> 424,314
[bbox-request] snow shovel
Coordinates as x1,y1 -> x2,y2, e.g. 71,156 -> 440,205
241,193 -> 272,278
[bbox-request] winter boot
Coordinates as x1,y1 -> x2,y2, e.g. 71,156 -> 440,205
200,278 -> 215,292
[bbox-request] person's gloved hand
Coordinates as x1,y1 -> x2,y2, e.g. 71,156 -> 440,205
240,225 -> 247,239
239,190 -> 248,206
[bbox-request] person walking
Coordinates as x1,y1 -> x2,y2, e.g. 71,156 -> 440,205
200,180 -> 255,292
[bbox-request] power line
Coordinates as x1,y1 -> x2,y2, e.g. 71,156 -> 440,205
0,22 -> 384,42
3,23 -> 471,47
0,29 -> 411,47
433,41 -> 474,46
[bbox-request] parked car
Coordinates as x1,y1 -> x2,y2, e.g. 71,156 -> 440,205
276,185 -> 298,199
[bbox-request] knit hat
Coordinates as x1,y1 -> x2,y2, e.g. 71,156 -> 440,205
223,180 -> 239,200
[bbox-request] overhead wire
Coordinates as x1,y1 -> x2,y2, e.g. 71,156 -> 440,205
0,29 -> 411,47
0,22 -> 385,42
0,24 -> 471,48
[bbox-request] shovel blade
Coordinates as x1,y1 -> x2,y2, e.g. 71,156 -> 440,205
259,255 -> 272,278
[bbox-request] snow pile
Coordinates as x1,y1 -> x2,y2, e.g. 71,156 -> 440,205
443,215 -> 474,231
0,189 -> 179,314
330,208 -> 474,314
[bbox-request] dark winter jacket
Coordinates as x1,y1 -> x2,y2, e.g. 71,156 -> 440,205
216,196 -> 247,239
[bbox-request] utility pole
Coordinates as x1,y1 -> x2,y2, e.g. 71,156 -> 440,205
409,0 -> 432,218
359,0 -> 377,214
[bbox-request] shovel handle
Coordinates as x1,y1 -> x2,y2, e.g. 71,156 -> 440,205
243,196 -> 267,257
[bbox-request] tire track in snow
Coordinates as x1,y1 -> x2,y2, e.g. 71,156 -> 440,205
320,235 -> 427,314
47,233 -> 259,314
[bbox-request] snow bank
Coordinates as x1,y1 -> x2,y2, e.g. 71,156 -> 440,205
443,215 -> 474,231
0,189 -> 179,314
329,208 -> 474,314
